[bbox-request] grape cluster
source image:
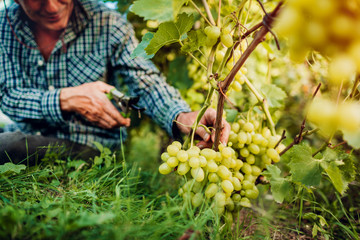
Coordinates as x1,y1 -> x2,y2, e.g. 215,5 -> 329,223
275,0 -> 360,85
159,117 -> 284,224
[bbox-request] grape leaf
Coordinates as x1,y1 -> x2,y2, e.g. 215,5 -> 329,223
167,56 -> 192,90
225,109 -> 238,123
145,13 -> 194,55
342,129 -> 360,149
320,148 -> 356,194
262,165 -> 292,203
0,163 -> 26,175
131,32 -> 155,59
181,30 -> 207,53
288,144 -> 323,187
130,0 -> 188,22
261,84 -> 287,108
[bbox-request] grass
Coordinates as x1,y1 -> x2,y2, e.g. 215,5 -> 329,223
0,123 -> 359,239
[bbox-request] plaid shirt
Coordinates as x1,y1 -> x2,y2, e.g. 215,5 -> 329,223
0,0 -> 190,149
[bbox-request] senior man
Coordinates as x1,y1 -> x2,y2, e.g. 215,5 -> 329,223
0,0 -> 230,164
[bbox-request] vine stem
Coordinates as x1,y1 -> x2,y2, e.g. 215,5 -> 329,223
213,2 -> 284,150
190,0 -> 213,26
202,0 -> 216,26
184,42 -> 219,148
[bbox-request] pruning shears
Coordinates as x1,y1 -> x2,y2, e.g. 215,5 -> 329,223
106,88 -> 145,118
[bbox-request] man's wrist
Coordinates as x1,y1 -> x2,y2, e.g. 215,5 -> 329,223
59,88 -> 72,112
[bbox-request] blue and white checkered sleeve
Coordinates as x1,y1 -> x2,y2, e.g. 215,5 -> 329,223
0,45 -> 65,126
110,18 -> 191,137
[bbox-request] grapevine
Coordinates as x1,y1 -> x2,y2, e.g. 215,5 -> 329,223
130,0 -> 360,235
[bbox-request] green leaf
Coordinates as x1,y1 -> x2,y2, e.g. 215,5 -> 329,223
0,163 -> 26,175
130,0 -> 188,22
261,84 -> 287,108
181,30 -> 207,53
342,129 -> 360,149
262,165 -> 292,203
145,13 -> 194,55
288,144 -> 323,187
225,109 -> 239,123
320,148 -> 356,194
131,32 -> 155,59
93,142 -> 103,152
94,156 -> 103,165
167,56 -> 192,90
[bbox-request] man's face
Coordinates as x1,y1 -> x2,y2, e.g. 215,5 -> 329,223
16,0 -> 74,32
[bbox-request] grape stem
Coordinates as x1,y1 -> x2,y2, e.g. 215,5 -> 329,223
279,83 -> 322,156
190,0 -> 214,26
201,0 -> 216,26
213,2 -> 284,150
179,41 -> 208,70
184,42 -> 219,148
348,74 -> 360,99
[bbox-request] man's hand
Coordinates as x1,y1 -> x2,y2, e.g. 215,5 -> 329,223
176,108 -> 231,149
60,81 -> 130,129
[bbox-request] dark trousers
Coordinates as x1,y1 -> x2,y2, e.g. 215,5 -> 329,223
0,131 -> 99,165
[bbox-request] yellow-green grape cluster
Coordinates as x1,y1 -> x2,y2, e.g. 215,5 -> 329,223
159,119 -> 285,224
275,0 -> 360,85
307,97 -> 360,134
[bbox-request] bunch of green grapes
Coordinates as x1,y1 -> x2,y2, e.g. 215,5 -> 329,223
275,0 -> 360,85
159,115 -> 285,225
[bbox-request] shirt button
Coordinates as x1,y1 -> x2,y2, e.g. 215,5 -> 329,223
37,59 -> 44,67
48,85 -> 55,91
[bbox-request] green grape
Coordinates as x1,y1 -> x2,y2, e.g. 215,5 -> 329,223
214,152 -> 223,163
248,144 -> 260,155
267,148 -> 280,163
221,147 -> 233,158
177,162 -> 190,175
242,180 -> 254,190
221,33 -> 234,48
217,165 -> 231,180
159,163 -> 172,175
232,193 -> 241,202
176,150 -> 188,162
232,81 -> 242,92
178,188 -> 184,196
199,156 -> 207,167
221,157 -> 232,168
262,127 -> 271,139
231,176 -> 242,191
189,157 -> 200,168
267,136 -> 279,148
207,160 -> 219,172
167,157 -> 179,168
205,183 -> 219,198
187,148 -> 199,158
252,134 -> 264,145
201,148 -> 216,160
232,122 -> 240,133
246,154 -> 256,164
244,174 -> 256,182
234,159 -> 244,171
230,159 -> 237,169
234,171 -> 244,181
221,180 -> 234,193
214,192 -> 227,207
239,197 -> 252,208
205,26 -> 221,40
192,192 -> 204,208
172,141 -> 182,149
237,131 -> 247,144
240,148 -> 250,158
192,181 -> 202,193
251,165 -> 262,176
241,163 -> 252,175
222,25 -> 232,35
182,192 -> 194,202
225,198 -> 235,211
245,189 -> 259,199
191,167 -> 205,182
161,152 -> 170,162
261,154 -> 272,166
167,145 -> 179,156
215,50 -> 225,63
243,122 -> 254,132
240,190 -> 246,196
260,138 -> 269,147
208,172 -> 220,183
